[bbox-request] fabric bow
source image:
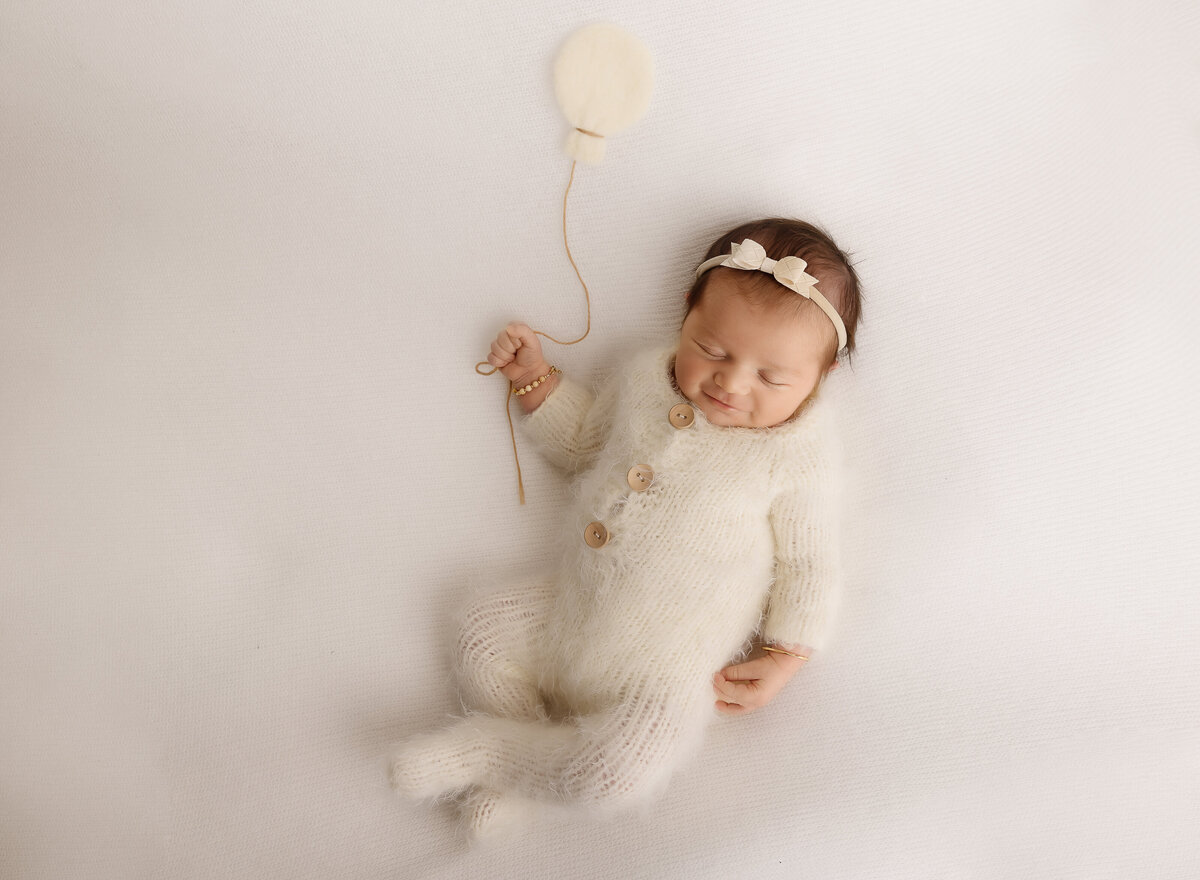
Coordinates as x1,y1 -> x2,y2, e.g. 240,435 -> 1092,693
725,239 -> 821,298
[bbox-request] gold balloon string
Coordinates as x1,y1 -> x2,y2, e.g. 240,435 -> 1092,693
474,159 -> 593,504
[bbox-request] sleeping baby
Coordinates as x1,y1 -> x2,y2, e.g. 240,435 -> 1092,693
390,215 -> 862,841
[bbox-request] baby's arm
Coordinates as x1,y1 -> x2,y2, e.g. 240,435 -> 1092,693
484,322 -> 617,472
715,442 -> 842,714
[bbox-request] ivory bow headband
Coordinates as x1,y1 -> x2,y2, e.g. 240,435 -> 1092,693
695,238 -> 848,353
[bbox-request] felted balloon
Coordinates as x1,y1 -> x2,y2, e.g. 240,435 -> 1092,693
479,23 -> 655,504
553,22 -> 654,164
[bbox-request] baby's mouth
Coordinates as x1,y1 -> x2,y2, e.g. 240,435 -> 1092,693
704,391 -> 741,412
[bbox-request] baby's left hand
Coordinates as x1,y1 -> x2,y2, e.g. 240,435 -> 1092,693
713,647 -> 812,715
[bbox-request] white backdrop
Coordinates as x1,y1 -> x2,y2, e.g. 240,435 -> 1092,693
2,1 -> 1199,878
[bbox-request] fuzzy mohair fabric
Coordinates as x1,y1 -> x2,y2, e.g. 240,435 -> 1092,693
391,343 -> 843,835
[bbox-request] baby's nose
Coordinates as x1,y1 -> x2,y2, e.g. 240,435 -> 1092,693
715,369 -> 750,394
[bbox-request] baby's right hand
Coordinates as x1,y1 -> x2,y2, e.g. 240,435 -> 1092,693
487,323 -> 549,385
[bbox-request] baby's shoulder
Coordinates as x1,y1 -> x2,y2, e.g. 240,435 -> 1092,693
621,341 -> 674,380
768,398 -> 844,478
604,341 -> 676,404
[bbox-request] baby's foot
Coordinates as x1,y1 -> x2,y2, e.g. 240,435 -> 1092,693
389,725 -> 482,800
462,787 -> 536,843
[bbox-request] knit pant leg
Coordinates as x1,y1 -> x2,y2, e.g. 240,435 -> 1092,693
391,687 -> 710,811
452,581 -> 555,839
454,581 -> 553,721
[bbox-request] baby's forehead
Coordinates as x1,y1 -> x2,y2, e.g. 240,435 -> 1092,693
714,282 -> 832,329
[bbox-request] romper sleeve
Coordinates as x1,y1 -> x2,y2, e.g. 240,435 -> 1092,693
518,372 -> 620,473
761,432 -> 845,652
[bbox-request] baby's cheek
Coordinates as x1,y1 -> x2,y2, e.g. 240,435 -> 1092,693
673,355 -> 704,399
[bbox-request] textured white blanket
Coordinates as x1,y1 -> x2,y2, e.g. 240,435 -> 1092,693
2,1 -> 1197,878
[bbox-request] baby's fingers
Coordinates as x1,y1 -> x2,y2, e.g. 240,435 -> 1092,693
489,338 -> 516,367
715,699 -> 751,716
719,657 -> 774,682
493,329 -> 519,356
713,671 -> 761,707
504,322 -> 536,348
504,323 -> 545,366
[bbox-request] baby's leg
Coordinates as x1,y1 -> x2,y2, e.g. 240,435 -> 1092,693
451,581 -> 554,839
455,580 -> 553,720
391,689 -> 710,812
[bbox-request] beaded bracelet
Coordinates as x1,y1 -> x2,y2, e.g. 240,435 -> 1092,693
761,645 -> 810,662
512,365 -> 561,396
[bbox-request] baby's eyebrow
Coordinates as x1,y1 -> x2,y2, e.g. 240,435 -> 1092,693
762,361 -> 802,375
733,347 -> 796,374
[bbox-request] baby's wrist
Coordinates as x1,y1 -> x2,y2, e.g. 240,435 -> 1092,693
511,362 -> 554,389
512,364 -> 559,413
761,643 -> 814,662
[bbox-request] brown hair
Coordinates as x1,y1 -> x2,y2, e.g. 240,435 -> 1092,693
685,217 -> 864,372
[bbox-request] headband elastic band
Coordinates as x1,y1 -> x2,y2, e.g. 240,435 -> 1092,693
695,238 -> 848,353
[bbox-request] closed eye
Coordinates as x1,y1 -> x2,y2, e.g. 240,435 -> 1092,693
760,373 -> 786,387
697,342 -> 724,358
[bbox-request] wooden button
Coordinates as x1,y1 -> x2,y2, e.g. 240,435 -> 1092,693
583,521 -> 610,548
668,403 -> 695,428
627,464 -> 654,492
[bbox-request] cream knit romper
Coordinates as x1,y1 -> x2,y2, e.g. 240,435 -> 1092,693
391,344 -> 843,823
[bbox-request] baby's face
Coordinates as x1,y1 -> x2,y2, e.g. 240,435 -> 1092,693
674,272 -> 831,428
